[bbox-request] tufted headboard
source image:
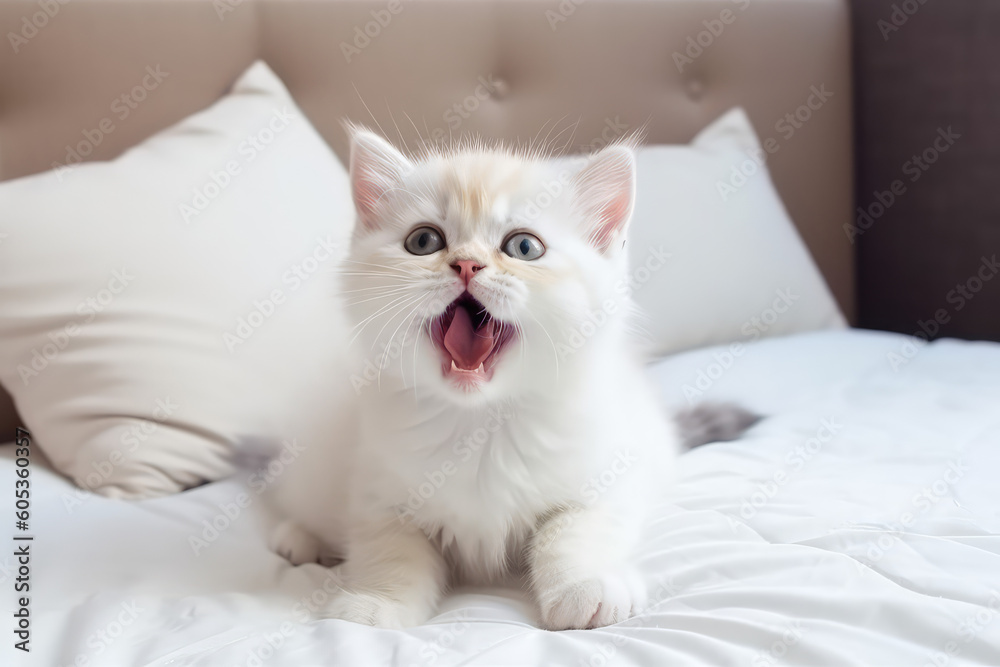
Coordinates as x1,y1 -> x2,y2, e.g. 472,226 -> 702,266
0,0 -> 853,433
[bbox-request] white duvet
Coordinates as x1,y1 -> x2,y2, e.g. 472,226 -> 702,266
3,329 -> 999,666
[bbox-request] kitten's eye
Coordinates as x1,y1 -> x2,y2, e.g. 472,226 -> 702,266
502,232 -> 545,261
404,226 -> 446,256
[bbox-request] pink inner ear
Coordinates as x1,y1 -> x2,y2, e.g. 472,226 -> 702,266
577,147 -> 635,254
352,171 -> 382,228
351,156 -> 392,231
349,131 -> 412,231
590,187 -> 632,252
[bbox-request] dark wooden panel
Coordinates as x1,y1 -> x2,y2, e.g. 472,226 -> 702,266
851,0 -> 1000,341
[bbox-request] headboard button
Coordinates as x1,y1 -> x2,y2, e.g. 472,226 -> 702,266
488,76 -> 509,100
686,78 -> 704,101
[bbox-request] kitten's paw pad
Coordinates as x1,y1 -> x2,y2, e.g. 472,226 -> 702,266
325,591 -> 427,629
539,569 -> 646,631
269,520 -> 321,565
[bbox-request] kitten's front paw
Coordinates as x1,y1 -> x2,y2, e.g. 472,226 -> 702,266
325,590 -> 429,629
269,520 -> 321,565
538,568 -> 646,631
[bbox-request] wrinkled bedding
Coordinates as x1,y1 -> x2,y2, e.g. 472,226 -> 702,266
3,329 -> 999,666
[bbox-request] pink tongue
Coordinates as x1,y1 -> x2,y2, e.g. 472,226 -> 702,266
443,306 -> 495,370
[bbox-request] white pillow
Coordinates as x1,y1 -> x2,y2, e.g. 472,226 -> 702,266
0,62 -> 354,498
628,108 -> 846,357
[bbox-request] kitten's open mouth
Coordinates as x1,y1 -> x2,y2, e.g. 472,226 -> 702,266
429,292 -> 515,387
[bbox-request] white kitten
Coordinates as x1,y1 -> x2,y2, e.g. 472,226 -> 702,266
268,128 -> 682,631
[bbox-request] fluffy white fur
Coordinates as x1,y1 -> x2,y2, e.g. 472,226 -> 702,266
267,128 -> 681,631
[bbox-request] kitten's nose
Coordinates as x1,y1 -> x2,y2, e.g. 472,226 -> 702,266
450,259 -> 484,287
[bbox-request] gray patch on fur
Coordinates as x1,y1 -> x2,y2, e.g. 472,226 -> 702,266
675,402 -> 762,449
229,436 -> 286,475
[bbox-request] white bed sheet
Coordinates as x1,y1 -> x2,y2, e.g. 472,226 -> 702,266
2,329 -> 999,666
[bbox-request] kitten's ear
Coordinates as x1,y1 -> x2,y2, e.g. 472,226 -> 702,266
572,144 -> 636,254
348,127 -> 413,231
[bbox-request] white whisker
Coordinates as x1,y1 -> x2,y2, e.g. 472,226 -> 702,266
524,309 -> 559,382
345,288 -> 416,307
349,293 -> 418,346
379,293 -> 432,390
